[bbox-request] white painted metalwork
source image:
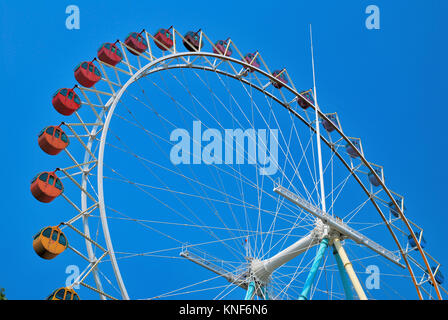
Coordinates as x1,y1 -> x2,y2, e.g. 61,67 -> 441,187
273,183 -> 404,267
39,28 -> 444,300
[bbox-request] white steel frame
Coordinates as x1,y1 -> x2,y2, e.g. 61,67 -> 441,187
44,28 -> 444,300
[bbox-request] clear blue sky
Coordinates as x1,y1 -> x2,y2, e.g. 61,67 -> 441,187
0,0 -> 447,299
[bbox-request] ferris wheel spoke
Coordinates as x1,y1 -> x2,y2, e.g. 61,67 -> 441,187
99,175 -> 302,221
103,203 -> 263,263
258,209 -> 316,261
102,162 -> 246,261
128,79 -> 259,229
149,268 -> 245,300
207,69 -> 308,201
192,67 -> 321,258
102,105 -> 310,224
100,135 -> 304,223
160,64 -> 301,199
136,70 -> 278,250
235,77 -> 319,210
103,117 -> 246,254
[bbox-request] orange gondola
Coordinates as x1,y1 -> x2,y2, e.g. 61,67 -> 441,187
30,171 -> 63,203
97,42 -> 123,66
33,226 -> 68,260
74,61 -> 101,88
124,31 -> 148,55
52,88 -> 81,116
38,125 -> 69,155
153,27 -> 173,51
46,287 -> 80,300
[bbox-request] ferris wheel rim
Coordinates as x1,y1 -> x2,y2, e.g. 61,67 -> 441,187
54,33 -> 442,299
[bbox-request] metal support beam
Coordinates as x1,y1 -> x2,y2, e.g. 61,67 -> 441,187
274,184 -> 404,268
245,281 -> 256,300
251,231 -> 320,283
261,286 -> 269,300
333,238 -> 367,300
333,246 -> 354,300
299,238 -> 329,300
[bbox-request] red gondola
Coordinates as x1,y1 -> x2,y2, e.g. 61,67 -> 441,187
213,39 -> 232,56
153,27 -> 173,51
297,89 -> 314,109
271,70 -> 288,89
346,139 -> 361,158
30,171 -> 63,203
98,42 -> 123,66
52,88 -> 81,116
368,168 -> 382,187
243,52 -> 260,72
429,267 -> 444,286
183,30 -> 203,52
74,61 -> 101,88
408,231 -> 426,249
38,125 -> 69,155
389,198 -> 405,218
322,114 -> 338,132
124,32 -> 148,55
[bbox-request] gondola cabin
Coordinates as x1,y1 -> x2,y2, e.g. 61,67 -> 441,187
153,28 -> 173,51
297,90 -> 314,109
388,198 -> 405,218
98,42 -> 123,66
38,126 -> 69,155
46,287 -> 80,300
271,70 -> 288,89
408,231 -> 426,249
346,139 -> 361,158
429,267 -> 444,286
30,171 -> 63,203
368,168 -> 382,187
243,53 -> 261,72
52,88 -> 81,116
213,40 -> 232,56
183,31 -> 203,52
33,226 -> 68,260
124,32 -> 148,55
74,61 -> 101,88
322,114 -> 338,132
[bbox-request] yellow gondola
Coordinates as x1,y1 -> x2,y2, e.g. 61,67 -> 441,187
46,287 -> 80,300
33,226 -> 68,259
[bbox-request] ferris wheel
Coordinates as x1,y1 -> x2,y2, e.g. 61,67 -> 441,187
30,26 -> 446,300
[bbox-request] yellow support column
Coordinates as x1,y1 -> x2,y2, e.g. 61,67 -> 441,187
333,238 -> 368,300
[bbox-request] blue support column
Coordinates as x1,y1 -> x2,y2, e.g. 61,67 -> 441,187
298,238 -> 329,300
245,281 -> 256,300
333,246 -> 353,300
